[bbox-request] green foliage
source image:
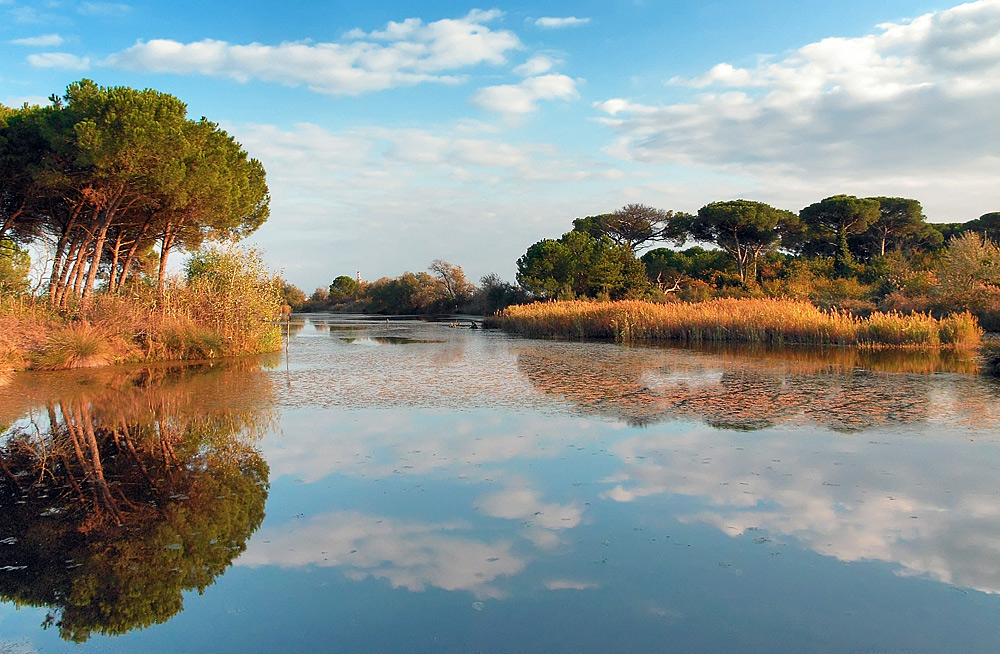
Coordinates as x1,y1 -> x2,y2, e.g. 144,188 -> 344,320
641,246 -> 739,291
0,238 -> 30,295
963,212 -> 1000,243
516,230 -> 646,300
0,79 -> 270,306
572,204 -> 689,252
855,197 -> 928,258
329,275 -> 358,302
798,195 -> 880,276
362,271 -> 452,314
688,200 -> 797,283
277,279 -> 307,309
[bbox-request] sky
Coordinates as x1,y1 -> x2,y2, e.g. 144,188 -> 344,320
2,0 -> 998,291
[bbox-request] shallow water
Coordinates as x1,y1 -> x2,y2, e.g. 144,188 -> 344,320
2,315 -> 1000,653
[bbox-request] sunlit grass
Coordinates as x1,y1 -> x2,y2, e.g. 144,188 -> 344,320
495,299 -> 983,348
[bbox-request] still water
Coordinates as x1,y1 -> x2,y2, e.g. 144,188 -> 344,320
2,315 -> 1000,652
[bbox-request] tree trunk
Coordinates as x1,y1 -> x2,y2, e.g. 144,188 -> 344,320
69,238 -> 91,304
81,199 -> 121,304
157,217 -> 185,295
0,201 -> 26,242
53,233 -> 83,308
107,228 -> 124,293
114,214 -> 153,292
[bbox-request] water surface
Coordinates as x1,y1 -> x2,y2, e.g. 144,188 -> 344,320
2,316 -> 999,652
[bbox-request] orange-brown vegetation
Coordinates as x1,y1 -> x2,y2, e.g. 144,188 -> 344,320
495,298 -> 983,348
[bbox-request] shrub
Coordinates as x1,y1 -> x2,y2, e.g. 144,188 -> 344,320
179,245 -> 283,355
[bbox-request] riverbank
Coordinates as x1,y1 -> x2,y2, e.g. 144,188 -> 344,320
1,281 -> 283,373
492,298 -> 983,348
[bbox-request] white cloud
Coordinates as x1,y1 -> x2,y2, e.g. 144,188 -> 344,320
592,98 -> 656,116
475,481 -> 584,548
534,17 -> 591,29
471,74 -> 579,115
26,52 -> 90,70
9,33 -> 64,47
233,121 -> 626,287
102,10 -> 521,95
78,2 -> 131,16
597,0 -> 1000,219
513,54 -> 559,76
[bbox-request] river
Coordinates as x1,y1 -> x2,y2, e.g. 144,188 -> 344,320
1,315 -> 999,652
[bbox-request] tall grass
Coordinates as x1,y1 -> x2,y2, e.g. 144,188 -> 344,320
495,299 -> 983,349
1,246 -> 283,371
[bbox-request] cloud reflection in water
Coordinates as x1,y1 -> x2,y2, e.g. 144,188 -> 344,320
238,511 -> 526,599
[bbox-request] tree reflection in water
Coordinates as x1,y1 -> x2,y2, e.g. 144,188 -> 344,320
515,341 -> 998,430
0,362 -> 275,643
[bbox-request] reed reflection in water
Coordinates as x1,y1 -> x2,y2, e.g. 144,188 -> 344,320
513,341 -> 997,430
0,361 -> 276,643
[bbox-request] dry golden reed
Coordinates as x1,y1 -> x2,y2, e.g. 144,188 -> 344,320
496,299 -> 983,348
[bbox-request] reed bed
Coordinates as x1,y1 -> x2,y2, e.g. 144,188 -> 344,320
495,299 -> 983,349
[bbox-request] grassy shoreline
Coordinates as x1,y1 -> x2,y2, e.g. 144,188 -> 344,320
0,297 -> 283,373
492,298 -> 983,349
1,247 -> 285,373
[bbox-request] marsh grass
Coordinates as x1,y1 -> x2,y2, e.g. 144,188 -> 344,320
1,247 -> 283,371
496,299 -> 983,349
36,322 -> 117,369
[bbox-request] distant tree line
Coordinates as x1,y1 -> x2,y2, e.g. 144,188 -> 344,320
291,259 -> 527,316
514,199 -> 1000,328
0,79 -> 268,307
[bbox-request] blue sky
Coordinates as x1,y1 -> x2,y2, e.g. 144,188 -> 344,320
2,0 -> 998,290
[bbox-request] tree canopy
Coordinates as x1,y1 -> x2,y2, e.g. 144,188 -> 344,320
516,230 -> 644,300
687,200 -> 797,283
572,203 -> 689,254
0,79 -> 269,305
798,195 -> 880,275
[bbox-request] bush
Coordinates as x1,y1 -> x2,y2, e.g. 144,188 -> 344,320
178,245 -> 283,355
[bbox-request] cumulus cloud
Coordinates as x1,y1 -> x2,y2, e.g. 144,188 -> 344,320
471,74 -> 579,115
101,10 -> 521,95
513,54 -> 559,76
27,52 -> 90,70
534,16 -> 590,29
10,33 -> 63,47
596,0 -> 1000,219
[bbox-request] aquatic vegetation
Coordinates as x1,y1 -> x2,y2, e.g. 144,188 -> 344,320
495,299 -> 983,348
